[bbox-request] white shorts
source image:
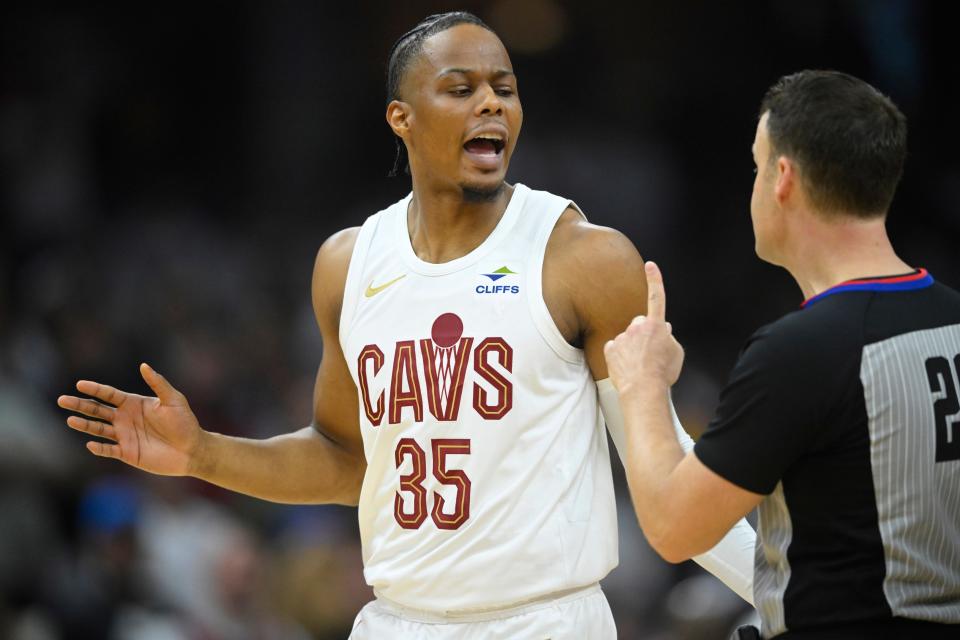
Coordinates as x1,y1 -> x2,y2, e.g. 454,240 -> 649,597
349,584 -> 616,640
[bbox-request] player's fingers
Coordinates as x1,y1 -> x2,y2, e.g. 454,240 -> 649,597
76,380 -> 128,407
140,363 -> 184,406
645,261 -> 667,322
630,315 -> 647,328
67,416 -> 118,442
86,440 -> 122,459
58,395 -> 116,421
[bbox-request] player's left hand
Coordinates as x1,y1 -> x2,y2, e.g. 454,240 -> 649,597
604,261 -> 684,393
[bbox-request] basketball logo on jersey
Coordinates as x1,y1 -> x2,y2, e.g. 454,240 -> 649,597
357,313 -> 513,427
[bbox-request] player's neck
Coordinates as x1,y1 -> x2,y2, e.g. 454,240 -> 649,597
406,182 -> 514,264
783,212 -> 912,300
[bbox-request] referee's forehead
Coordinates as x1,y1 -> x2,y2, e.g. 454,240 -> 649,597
754,112 -> 771,157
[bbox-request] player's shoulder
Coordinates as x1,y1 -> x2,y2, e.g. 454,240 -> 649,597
515,183 -> 641,266
312,226 -> 361,312
316,226 -> 361,266
313,227 -> 360,277
315,190 -> 409,261
542,204 -> 648,337
547,206 -> 643,273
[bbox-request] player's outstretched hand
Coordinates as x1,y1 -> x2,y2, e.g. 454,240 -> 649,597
604,261 -> 685,393
57,363 -> 203,476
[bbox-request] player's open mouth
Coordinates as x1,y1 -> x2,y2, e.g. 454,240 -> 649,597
463,135 -> 505,155
463,132 -> 506,169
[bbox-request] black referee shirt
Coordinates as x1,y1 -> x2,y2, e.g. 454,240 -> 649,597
694,270 -> 960,639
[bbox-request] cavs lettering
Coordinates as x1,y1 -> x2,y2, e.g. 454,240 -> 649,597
356,312 -> 514,427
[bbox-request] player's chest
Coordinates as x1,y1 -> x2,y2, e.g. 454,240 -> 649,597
349,266 -> 564,423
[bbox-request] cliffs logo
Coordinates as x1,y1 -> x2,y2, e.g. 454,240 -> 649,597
477,265 -> 519,295
356,312 -> 513,427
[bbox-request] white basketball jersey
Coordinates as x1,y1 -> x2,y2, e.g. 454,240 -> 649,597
339,183 -> 618,613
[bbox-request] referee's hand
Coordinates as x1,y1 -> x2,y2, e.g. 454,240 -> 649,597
603,261 -> 685,394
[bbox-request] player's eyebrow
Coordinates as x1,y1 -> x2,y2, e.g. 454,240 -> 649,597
437,67 -> 515,80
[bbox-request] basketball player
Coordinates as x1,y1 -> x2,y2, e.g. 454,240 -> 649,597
58,12 -> 755,638
605,70 -> 960,639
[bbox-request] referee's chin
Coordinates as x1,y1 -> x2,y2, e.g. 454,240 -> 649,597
753,240 -> 784,267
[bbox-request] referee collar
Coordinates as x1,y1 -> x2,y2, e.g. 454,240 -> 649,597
801,268 -> 934,309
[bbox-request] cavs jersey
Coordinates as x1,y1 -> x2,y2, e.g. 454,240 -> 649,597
339,184 -> 618,612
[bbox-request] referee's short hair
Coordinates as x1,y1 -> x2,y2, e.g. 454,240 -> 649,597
760,70 -> 907,218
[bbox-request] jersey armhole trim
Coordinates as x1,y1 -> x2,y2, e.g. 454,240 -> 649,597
526,198 -> 586,365
338,213 -> 382,350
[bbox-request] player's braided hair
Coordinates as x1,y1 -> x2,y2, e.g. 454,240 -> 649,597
385,11 -> 495,176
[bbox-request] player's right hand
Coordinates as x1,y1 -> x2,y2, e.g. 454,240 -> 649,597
57,363 -> 203,476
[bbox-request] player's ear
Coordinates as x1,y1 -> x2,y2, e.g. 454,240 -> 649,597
386,100 -> 412,139
774,155 -> 794,206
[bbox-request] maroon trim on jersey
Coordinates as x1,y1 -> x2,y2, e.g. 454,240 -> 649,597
472,337 -> 514,420
357,345 -> 385,426
394,438 -> 428,529
420,337 -> 474,422
431,439 -> 472,530
389,340 -> 424,424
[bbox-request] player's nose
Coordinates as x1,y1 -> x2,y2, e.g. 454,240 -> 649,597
475,84 -> 504,117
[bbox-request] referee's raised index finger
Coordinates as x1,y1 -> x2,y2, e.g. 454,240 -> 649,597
645,261 -> 666,321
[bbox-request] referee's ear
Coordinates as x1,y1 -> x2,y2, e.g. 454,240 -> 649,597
774,155 -> 798,207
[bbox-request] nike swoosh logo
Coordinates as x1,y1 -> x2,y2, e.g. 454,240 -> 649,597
365,274 -> 406,298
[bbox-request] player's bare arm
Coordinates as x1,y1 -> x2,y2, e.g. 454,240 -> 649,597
542,206 -> 648,378
57,227 -> 366,506
604,262 -> 763,562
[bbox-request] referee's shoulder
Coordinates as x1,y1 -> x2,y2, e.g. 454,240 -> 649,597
743,294 -> 868,368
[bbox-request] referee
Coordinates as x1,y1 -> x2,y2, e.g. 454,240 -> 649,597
604,70 -> 959,639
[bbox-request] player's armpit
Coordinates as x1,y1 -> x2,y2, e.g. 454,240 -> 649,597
542,208 -> 647,379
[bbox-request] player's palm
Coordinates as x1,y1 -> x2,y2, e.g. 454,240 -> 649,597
58,363 -> 202,476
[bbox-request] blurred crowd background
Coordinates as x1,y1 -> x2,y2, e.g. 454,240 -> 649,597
2,1 -> 958,639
